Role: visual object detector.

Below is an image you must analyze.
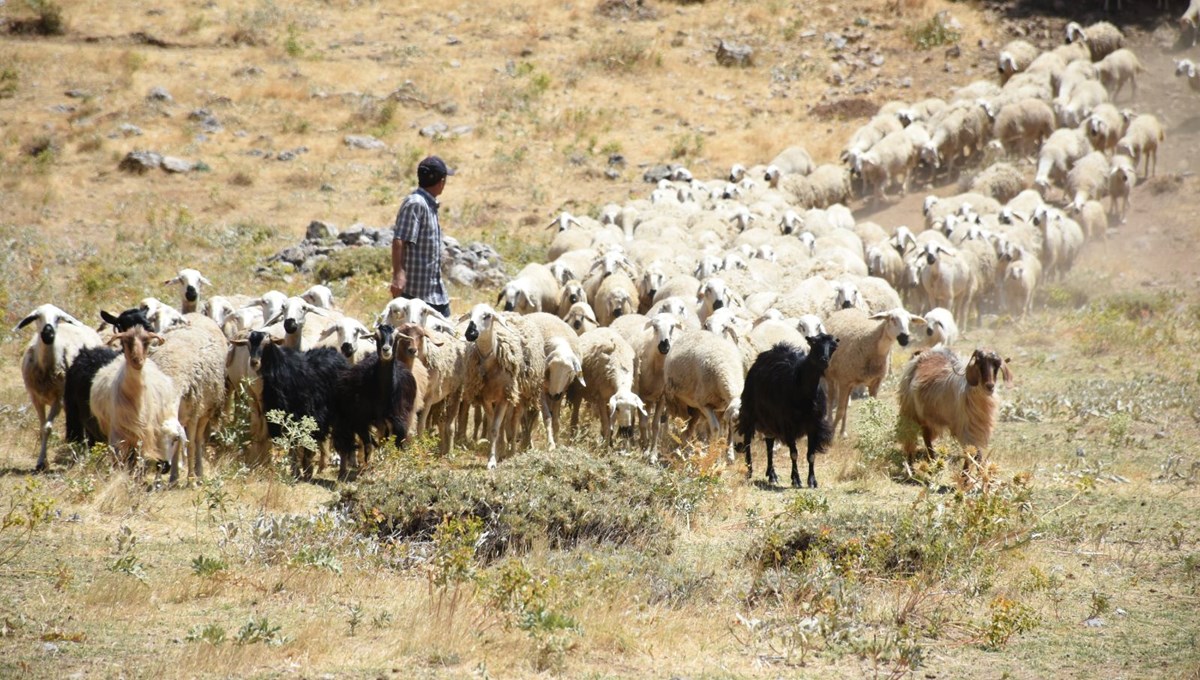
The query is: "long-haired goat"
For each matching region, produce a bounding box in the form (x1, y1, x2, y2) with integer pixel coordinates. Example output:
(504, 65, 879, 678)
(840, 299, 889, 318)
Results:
(232, 330, 347, 480)
(330, 324, 417, 480)
(897, 347, 1012, 469)
(736, 334, 838, 488)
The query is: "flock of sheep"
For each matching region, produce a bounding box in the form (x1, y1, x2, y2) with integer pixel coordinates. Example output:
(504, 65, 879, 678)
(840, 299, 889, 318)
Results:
(12, 17, 1181, 485)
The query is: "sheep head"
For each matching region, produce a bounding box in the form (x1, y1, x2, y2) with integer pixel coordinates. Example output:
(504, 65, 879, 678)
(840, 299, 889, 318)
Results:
(869, 308, 925, 348)
(498, 281, 535, 313)
(544, 339, 583, 399)
(301, 284, 335, 310)
(163, 268, 212, 306)
(565, 302, 598, 334)
(646, 313, 682, 355)
(464, 303, 509, 346)
(832, 281, 862, 311)
(17, 304, 85, 345)
(966, 349, 1013, 394)
(640, 266, 665, 301)
(608, 390, 648, 432)
(804, 333, 838, 369)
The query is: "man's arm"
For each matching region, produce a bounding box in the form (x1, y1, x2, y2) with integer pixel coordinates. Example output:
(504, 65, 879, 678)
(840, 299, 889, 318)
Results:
(390, 238, 407, 299)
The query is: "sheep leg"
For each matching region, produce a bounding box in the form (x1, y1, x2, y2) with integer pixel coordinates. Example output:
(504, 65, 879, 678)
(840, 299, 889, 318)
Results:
(922, 428, 936, 458)
(765, 437, 779, 486)
(601, 404, 613, 447)
(34, 398, 56, 472)
(803, 437, 819, 489)
(440, 392, 461, 455)
(540, 393, 556, 450)
(488, 402, 509, 470)
(835, 386, 852, 438)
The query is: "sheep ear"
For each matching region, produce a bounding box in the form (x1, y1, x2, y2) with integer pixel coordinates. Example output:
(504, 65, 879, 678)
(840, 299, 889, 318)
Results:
(162, 275, 181, 285)
(519, 288, 534, 310)
(264, 311, 283, 326)
(496, 290, 506, 305)
(318, 326, 336, 340)
(16, 313, 38, 330)
(149, 333, 166, 347)
(868, 311, 890, 320)
(910, 315, 927, 326)
(304, 303, 328, 317)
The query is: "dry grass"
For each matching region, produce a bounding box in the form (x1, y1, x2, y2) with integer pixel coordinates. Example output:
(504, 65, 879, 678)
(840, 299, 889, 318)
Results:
(2, 0, 1200, 677)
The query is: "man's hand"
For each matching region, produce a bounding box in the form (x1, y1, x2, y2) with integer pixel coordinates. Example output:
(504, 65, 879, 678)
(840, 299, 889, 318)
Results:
(390, 272, 405, 299)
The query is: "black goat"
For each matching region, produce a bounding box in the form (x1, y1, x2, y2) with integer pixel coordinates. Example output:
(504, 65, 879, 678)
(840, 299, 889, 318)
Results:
(234, 330, 347, 480)
(64, 309, 154, 449)
(736, 334, 838, 488)
(330, 324, 417, 480)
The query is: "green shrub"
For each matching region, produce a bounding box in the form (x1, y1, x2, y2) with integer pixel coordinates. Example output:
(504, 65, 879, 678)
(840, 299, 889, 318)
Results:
(313, 246, 390, 282)
(907, 13, 959, 50)
(341, 448, 716, 560)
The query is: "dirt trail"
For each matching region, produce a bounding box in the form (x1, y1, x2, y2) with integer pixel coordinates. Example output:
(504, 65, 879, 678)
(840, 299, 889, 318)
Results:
(846, 28, 1200, 294)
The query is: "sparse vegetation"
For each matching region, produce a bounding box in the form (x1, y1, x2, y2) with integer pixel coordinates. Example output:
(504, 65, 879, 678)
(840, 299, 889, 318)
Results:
(0, 1, 1198, 677)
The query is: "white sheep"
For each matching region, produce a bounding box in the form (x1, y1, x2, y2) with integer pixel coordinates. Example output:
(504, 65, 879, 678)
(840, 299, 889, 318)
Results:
(267, 296, 331, 349)
(767, 145, 815, 176)
(1034, 127, 1092, 198)
(90, 324, 187, 476)
(1066, 151, 1111, 211)
(997, 39, 1040, 84)
(541, 336, 584, 450)
(855, 129, 917, 199)
(1085, 103, 1125, 155)
(990, 98, 1055, 158)
(896, 98, 947, 126)
(463, 304, 546, 469)
(696, 277, 743, 324)
(570, 328, 644, 446)
(1069, 199, 1108, 241)
(151, 313, 227, 483)
(564, 301, 599, 335)
(316, 316, 376, 364)
(1094, 48, 1142, 101)
(300, 284, 335, 310)
(915, 243, 976, 329)
(1065, 21, 1124, 62)
(163, 268, 212, 314)
(1175, 58, 1200, 94)
(1055, 80, 1108, 129)
(15, 304, 103, 471)
(968, 162, 1026, 204)
(498, 262, 562, 314)
(139, 297, 189, 333)
(407, 325, 471, 454)
(1108, 153, 1137, 223)
(897, 348, 1012, 472)
(633, 313, 685, 449)
(380, 296, 456, 335)
(593, 272, 640, 327)
(918, 307, 959, 348)
(823, 307, 925, 437)
(660, 329, 745, 460)
(1115, 114, 1165, 177)
(1000, 250, 1042, 319)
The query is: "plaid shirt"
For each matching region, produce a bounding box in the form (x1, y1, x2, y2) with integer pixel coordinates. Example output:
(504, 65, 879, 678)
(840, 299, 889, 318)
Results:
(393, 187, 448, 306)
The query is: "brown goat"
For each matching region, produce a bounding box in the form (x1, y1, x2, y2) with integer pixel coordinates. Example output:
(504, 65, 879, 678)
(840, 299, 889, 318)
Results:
(897, 348, 1012, 469)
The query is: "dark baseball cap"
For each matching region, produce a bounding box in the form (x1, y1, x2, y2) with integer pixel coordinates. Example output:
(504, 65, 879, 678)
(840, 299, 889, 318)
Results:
(417, 155, 455, 187)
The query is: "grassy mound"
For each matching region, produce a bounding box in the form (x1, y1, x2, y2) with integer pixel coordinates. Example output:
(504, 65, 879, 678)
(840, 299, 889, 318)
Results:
(340, 447, 717, 560)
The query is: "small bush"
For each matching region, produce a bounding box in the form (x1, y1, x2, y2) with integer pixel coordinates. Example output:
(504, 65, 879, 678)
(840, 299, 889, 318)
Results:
(313, 246, 390, 282)
(582, 35, 660, 74)
(192, 555, 228, 578)
(186, 623, 227, 645)
(342, 448, 716, 560)
(10, 0, 66, 36)
(235, 616, 287, 646)
(907, 13, 959, 50)
(0, 68, 18, 99)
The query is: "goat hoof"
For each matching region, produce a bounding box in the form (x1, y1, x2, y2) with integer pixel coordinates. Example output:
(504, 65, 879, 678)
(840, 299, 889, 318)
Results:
(808, 479, 819, 489)
(767, 473, 778, 486)
(791, 476, 803, 488)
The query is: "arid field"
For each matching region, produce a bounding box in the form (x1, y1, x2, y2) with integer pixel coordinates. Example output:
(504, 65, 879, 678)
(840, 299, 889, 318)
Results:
(1, 0, 1199, 677)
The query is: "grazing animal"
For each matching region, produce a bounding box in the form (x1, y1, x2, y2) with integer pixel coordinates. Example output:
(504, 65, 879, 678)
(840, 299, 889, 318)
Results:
(897, 347, 1012, 470)
(15, 304, 103, 471)
(330, 324, 418, 480)
(736, 334, 838, 488)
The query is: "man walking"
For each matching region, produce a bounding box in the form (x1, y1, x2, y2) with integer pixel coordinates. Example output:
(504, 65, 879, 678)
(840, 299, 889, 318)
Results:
(391, 155, 454, 316)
